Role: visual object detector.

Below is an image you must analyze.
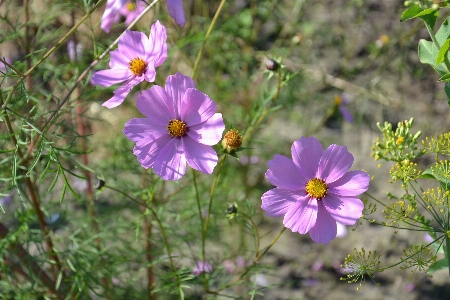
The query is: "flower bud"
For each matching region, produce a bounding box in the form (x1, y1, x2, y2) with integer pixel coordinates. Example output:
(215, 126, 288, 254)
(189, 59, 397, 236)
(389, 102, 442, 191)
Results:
(221, 129, 242, 153)
(226, 203, 238, 219)
(265, 59, 279, 71)
(95, 178, 105, 190)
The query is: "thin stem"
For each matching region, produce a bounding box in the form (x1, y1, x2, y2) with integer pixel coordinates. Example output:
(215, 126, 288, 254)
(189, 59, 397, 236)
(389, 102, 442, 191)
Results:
(192, 169, 205, 248)
(141, 171, 157, 300)
(14, 0, 161, 164)
(2, 0, 107, 109)
(242, 68, 282, 143)
(419, 8, 450, 71)
(0, 222, 65, 300)
(74, 88, 111, 299)
(104, 185, 177, 274)
(204, 155, 226, 235)
(0, 93, 63, 279)
(191, 169, 208, 291)
(209, 227, 287, 293)
(23, 0, 32, 91)
(447, 235, 450, 277)
(192, 0, 227, 80)
(240, 212, 260, 257)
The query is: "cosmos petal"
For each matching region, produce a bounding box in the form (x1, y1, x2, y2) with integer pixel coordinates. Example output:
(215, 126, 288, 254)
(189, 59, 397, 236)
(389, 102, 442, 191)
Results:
(92, 68, 132, 87)
(138, 86, 175, 123)
(291, 136, 323, 179)
(181, 88, 216, 126)
(309, 202, 337, 245)
(328, 170, 370, 196)
(261, 188, 304, 217)
(187, 113, 225, 146)
(152, 138, 186, 180)
(318, 144, 353, 183)
(165, 73, 196, 117)
(266, 154, 306, 190)
(323, 193, 364, 225)
(182, 137, 218, 174)
(284, 198, 318, 234)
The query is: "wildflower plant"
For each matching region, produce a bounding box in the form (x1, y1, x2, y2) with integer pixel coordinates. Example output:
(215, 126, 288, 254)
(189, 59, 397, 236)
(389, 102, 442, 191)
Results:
(1, 0, 450, 299)
(342, 119, 450, 288)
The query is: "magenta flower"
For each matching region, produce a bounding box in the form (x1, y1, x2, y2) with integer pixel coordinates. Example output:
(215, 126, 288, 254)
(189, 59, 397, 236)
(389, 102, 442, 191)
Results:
(167, 0, 186, 27)
(123, 73, 225, 180)
(335, 94, 353, 123)
(91, 21, 167, 108)
(101, 0, 147, 33)
(192, 260, 212, 275)
(100, 0, 127, 33)
(120, 1, 146, 26)
(261, 136, 370, 244)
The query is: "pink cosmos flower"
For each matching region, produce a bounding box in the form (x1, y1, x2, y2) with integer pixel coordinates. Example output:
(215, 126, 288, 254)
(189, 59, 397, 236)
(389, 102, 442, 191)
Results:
(335, 94, 354, 123)
(120, 1, 146, 26)
(167, 0, 186, 27)
(101, 0, 127, 33)
(101, 0, 146, 33)
(91, 21, 167, 108)
(261, 136, 370, 245)
(123, 73, 225, 180)
(192, 260, 212, 275)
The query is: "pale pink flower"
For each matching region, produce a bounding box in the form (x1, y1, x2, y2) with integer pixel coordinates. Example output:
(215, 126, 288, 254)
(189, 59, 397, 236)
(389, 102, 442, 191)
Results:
(0, 57, 12, 73)
(91, 21, 167, 108)
(167, 0, 186, 27)
(192, 260, 212, 275)
(120, 1, 146, 26)
(101, 0, 147, 32)
(101, 0, 127, 33)
(123, 73, 225, 180)
(261, 136, 370, 244)
(223, 256, 246, 274)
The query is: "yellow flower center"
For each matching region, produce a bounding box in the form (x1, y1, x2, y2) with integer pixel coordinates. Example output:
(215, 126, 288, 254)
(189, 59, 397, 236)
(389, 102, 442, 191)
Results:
(167, 119, 187, 137)
(129, 57, 147, 76)
(305, 178, 328, 200)
(334, 95, 343, 106)
(127, 2, 136, 11)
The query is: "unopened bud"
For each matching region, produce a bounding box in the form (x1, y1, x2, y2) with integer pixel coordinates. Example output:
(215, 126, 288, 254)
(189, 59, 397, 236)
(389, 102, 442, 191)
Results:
(95, 178, 105, 190)
(265, 59, 279, 71)
(226, 203, 238, 219)
(221, 129, 242, 153)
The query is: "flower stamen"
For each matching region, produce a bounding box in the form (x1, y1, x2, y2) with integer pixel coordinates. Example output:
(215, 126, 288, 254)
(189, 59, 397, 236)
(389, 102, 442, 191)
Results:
(127, 2, 136, 11)
(306, 178, 328, 200)
(129, 57, 147, 76)
(167, 119, 187, 137)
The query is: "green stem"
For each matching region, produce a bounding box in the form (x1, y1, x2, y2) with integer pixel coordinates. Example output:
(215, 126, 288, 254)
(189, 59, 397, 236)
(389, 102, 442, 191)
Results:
(209, 227, 287, 294)
(105, 185, 176, 274)
(447, 235, 450, 277)
(191, 169, 205, 260)
(419, 8, 450, 71)
(192, 0, 227, 80)
(15, 0, 160, 150)
(242, 68, 282, 143)
(204, 155, 226, 234)
(240, 212, 260, 257)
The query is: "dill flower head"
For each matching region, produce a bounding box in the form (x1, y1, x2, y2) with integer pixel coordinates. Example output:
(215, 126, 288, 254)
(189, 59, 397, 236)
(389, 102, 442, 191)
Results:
(400, 245, 437, 278)
(340, 248, 381, 290)
(422, 132, 450, 155)
(389, 159, 421, 186)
